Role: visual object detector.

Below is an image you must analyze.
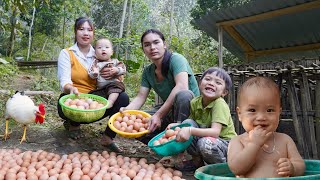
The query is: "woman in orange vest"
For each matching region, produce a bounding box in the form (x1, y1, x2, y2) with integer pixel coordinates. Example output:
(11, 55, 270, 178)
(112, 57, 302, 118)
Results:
(57, 17, 128, 153)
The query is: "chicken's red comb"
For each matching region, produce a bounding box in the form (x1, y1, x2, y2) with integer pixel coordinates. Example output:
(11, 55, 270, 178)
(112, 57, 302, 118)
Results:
(39, 103, 46, 115)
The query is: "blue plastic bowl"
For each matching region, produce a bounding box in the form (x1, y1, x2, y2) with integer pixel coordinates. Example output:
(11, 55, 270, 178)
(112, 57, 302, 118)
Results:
(194, 159, 320, 180)
(148, 123, 193, 156)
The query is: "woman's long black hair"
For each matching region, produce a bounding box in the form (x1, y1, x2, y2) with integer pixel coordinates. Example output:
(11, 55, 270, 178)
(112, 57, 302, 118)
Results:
(141, 29, 172, 77)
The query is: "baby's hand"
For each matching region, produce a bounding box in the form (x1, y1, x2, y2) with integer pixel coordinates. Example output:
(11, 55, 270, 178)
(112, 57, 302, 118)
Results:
(248, 126, 272, 147)
(277, 158, 294, 177)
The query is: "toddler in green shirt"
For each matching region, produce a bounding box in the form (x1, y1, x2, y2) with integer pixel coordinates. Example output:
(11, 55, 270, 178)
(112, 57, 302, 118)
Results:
(167, 67, 237, 171)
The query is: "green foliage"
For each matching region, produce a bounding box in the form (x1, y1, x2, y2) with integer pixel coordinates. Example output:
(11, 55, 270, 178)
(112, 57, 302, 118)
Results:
(34, 74, 59, 92)
(15, 32, 61, 61)
(0, 60, 19, 89)
(0, 0, 246, 115)
(191, 0, 252, 23)
(187, 0, 248, 68)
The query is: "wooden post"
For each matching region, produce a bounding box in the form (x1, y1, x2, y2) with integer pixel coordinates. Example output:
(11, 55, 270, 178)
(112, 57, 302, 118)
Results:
(287, 72, 310, 158)
(300, 72, 317, 159)
(235, 73, 246, 134)
(229, 74, 239, 134)
(218, 26, 224, 68)
(316, 79, 320, 158)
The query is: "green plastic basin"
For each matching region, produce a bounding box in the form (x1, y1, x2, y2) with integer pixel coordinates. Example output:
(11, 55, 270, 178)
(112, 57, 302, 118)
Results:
(148, 123, 193, 156)
(59, 94, 108, 123)
(194, 159, 320, 180)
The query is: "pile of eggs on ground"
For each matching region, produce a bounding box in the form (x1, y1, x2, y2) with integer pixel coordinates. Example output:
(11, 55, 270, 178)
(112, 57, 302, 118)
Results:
(64, 98, 105, 110)
(113, 113, 150, 133)
(0, 148, 184, 180)
(153, 126, 181, 146)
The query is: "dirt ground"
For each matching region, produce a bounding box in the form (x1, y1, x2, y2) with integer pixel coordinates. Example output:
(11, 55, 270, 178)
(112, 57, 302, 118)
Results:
(0, 75, 196, 179)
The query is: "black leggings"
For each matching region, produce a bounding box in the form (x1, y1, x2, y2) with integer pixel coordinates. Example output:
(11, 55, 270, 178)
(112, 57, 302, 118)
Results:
(57, 91, 129, 139)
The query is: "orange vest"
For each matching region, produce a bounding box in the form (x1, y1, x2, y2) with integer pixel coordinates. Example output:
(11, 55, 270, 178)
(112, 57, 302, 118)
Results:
(67, 49, 96, 93)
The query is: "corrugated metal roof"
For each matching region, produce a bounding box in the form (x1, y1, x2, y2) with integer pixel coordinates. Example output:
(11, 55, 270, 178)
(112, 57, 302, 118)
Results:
(193, 0, 320, 62)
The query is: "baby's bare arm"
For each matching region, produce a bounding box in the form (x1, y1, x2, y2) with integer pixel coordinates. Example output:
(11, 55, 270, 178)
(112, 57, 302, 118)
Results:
(228, 136, 260, 175)
(228, 127, 272, 175)
(277, 135, 305, 176)
(288, 136, 305, 176)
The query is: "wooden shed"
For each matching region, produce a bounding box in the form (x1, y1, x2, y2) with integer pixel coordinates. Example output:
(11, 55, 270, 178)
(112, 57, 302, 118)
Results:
(193, 0, 320, 159)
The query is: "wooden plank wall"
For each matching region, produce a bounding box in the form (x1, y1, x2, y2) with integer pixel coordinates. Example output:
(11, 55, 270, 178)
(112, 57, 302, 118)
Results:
(223, 58, 320, 159)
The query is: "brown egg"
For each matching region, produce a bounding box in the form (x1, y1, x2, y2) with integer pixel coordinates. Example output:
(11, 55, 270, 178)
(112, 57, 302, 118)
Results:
(130, 115, 137, 121)
(123, 113, 130, 117)
(89, 102, 98, 109)
(87, 171, 97, 179)
(97, 103, 105, 109)
(14, 148, 22, 155)
(82, 167, 90, 175)
(17, 171, 26, 179)
(48, 168, 58, 176)
(69, 100, 77, 106)
(19, 166, 28, 173)
(80, 175, 91, 180)
(165, 129, 175, 138)
(47, 153, 55, 161)
(143, 117, 150, 124)
(86, 98, 93, 104)
(70, 174, 81, 180)
(27, 167, 37, 174)
(27, 174, 39, 180)
(136, 114, 143, 119)
(139, 127, 146, 132)
(72, 163, 81, 169)
(39, 174, 50, 180)
(111, 174, 122, 180)
(172, 170, 182, 177)
(126, 125, 133, 133)
(155, 162, 163, 169)
(67, 154, 74, 160)
(135, 119, 142, 123)
(114, 121, 122, 130)
(147, 164, 155, 171)
(21, 161, 30, 168)
(36, 161, 45, 170)
(122, 177, 130, 180)
(48, 176, 58, 180)
(58, 173, 69, 180)
(122, 116, 129, 123)
(116, 116, 123, 122)
(92, 175, 103, 180)
(160, 138, 168, 144)
(127, 120, 134, 126)
(133, 123, 141, 131)
(163, 169, 173, 177)
(120, 122, 127, 128)
(107, 158, 116, 166)
(35, 169, 43, 177)
(70, 105, 77, 109)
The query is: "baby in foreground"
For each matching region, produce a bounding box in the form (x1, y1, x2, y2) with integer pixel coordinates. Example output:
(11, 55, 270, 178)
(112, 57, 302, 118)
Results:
(227, 76, 305, 178)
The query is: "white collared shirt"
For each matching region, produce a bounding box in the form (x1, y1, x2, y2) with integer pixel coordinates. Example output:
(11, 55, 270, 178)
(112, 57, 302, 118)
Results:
(57, 43, 95, 91)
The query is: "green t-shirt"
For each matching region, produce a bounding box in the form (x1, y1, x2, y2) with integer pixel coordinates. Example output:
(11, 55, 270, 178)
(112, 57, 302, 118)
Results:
(141, 52, 200, 100)
(190, 96, 237, 140)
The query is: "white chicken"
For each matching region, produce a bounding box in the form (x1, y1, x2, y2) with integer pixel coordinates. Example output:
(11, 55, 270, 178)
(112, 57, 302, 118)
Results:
(3, 91, 46, 143)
